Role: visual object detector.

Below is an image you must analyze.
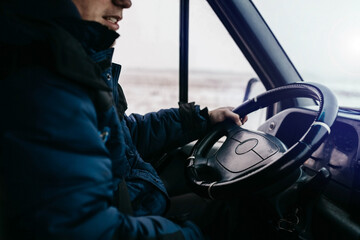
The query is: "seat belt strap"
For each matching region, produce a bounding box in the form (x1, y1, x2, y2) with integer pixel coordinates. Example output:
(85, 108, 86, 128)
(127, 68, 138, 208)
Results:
(115, 178, 133, 216)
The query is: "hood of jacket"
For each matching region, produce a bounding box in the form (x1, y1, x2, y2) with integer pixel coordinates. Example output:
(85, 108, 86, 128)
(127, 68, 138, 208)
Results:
(0, 0, 81, 45)
(0, 0, 119, 92)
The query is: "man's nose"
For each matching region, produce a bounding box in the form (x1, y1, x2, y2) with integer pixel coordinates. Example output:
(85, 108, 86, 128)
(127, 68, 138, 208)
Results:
(112, 0, 132, 9)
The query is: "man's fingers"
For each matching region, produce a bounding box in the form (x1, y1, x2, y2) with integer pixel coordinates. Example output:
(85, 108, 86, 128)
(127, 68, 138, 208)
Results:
(209, 107, 248, 127)
(229, 112, 242, 126)
(240, 115, 248, 124)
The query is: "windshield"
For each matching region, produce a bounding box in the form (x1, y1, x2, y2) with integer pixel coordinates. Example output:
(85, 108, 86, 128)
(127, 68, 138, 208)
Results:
(252, 0, 360, 108)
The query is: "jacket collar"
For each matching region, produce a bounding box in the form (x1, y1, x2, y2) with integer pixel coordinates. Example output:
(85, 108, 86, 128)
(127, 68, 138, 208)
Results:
(48, 23, 115, 91)
(57, 19, 119, 54)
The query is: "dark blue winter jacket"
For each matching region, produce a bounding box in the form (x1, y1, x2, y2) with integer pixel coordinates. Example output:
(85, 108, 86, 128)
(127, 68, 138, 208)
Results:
(0, 0, 209, 239)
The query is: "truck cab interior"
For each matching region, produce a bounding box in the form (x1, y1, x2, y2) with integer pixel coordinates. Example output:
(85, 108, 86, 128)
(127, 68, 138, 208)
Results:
(146, 0, 360, 239)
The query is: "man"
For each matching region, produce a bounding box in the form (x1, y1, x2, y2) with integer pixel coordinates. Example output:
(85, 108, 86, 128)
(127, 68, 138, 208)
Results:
(0, 0, 246, 239)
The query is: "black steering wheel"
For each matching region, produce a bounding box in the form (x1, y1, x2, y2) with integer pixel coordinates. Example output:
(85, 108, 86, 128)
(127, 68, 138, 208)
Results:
(186, 82, 338, 199)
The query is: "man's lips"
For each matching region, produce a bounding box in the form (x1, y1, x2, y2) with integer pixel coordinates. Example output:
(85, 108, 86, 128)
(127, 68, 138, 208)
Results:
(104, 16, 119, 24)
(103, 16, 120, 30)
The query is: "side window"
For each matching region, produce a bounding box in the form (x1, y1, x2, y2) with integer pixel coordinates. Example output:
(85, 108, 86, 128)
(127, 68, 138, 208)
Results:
(188, 1, 265, 130)
(188, 1, 256, 109)
(113, 1, 180, 113)
(113, 0, 266, 130)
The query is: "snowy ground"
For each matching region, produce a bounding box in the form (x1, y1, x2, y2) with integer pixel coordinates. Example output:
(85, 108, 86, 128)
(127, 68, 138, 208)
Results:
(119, 68, 265, 130)
(119, 68, 258, 114)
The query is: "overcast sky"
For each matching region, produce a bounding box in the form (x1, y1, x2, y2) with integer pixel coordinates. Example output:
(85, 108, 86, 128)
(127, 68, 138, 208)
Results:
(113, 0, 360, 79)
(113, 0, 253, 74)
(254, 0, 360, 83)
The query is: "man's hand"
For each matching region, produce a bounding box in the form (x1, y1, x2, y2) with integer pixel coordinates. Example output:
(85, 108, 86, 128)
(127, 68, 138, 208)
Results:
(209, 107, 248, 126)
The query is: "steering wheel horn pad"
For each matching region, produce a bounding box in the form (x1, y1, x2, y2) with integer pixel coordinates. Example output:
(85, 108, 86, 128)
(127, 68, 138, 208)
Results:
(216, 127, 287, 175)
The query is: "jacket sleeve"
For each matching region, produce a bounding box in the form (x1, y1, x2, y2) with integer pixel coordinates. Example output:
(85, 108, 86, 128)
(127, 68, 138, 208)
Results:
(125, 102, 210, 159)
(0, 69, 203, 240)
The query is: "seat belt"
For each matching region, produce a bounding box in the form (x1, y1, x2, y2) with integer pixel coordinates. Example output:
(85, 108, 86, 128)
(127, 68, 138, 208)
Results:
(114, 178, 133, 216)
(112, 178, 133, 240)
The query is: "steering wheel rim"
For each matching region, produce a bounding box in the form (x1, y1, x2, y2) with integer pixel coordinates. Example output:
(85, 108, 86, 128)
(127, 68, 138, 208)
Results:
(186, 82, 338, 199)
